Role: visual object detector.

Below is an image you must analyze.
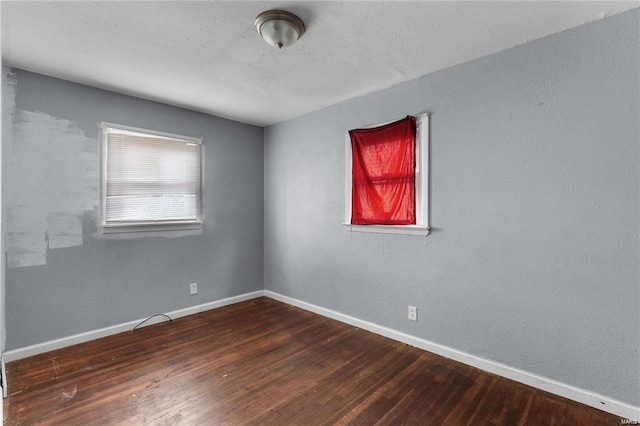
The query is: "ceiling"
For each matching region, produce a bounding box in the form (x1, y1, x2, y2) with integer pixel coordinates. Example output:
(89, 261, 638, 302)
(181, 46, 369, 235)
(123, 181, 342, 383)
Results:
(2, 1, 638, 127)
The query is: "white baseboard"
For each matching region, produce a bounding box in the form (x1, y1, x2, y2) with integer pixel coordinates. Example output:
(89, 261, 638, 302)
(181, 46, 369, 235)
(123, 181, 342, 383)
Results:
(3, 290, 265, 363)
(265, 290, 640, 421)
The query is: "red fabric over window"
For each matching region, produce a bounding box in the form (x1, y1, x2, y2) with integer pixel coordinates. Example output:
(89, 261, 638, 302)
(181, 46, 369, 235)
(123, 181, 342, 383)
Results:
(349, 116, 416, 225)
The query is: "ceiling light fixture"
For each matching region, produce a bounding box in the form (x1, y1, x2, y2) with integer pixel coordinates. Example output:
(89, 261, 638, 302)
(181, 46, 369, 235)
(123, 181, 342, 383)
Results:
(255, 10, 305, 49)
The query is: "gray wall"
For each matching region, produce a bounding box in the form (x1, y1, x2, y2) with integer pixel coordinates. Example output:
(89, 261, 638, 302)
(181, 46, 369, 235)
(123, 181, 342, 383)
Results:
(3, 69, 264, 350)
(264, 10, 639, 406)
(1, 67, 8, 357)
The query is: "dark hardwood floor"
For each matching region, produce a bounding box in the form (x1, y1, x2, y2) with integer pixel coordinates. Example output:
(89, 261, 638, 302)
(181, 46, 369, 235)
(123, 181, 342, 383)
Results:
(4, 297, 620, 425)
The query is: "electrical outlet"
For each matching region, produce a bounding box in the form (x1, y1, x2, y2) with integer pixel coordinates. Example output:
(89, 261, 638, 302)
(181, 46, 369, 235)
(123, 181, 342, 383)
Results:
(408, 305, 417, 321)
(190, 282, 198, 295)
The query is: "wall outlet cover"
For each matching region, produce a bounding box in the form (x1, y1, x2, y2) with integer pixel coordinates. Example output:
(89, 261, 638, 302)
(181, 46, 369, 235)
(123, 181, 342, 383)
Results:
(408, 305, 417, 321)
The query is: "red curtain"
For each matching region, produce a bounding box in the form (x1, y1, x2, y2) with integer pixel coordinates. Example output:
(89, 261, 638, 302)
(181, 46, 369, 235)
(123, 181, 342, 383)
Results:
(349, 116, 416, 225)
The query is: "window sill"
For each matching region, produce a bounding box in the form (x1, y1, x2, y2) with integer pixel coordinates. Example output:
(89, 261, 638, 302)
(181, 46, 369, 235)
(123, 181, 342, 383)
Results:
(343, 223, 430, 236)
(98, 222, 203, 239)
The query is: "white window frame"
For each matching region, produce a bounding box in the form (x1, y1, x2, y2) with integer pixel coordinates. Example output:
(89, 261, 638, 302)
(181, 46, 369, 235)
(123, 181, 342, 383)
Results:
(343, 113, 430, 236)
(100, 122, 204, 234)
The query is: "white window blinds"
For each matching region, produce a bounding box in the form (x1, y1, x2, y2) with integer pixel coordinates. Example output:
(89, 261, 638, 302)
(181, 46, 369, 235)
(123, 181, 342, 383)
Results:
(103, 125, 202, 226)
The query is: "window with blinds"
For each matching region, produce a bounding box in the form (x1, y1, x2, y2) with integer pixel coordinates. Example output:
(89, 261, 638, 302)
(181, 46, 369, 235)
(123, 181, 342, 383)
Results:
(101, 123, 202, 232)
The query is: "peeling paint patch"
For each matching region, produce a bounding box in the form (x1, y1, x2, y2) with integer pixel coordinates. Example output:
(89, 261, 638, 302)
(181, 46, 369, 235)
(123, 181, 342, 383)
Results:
(6, 205, 46, 267)
(48, 213, 83, 249)
(6, 232, 47, 268)
(5, 105, 99, 267)
(2, 69, 17, 128)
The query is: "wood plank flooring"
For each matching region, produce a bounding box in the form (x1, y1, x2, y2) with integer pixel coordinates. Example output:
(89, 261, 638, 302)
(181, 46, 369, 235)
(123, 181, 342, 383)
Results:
(3, 297, 621, 425)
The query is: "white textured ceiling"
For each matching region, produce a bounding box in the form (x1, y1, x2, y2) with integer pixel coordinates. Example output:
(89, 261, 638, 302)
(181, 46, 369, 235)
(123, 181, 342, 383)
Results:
(2, 1, 638, 126)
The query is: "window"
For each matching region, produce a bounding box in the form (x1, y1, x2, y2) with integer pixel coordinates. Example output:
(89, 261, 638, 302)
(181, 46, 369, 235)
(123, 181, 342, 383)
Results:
(101, 123, 203, 233)
(344, 113, 429, 236)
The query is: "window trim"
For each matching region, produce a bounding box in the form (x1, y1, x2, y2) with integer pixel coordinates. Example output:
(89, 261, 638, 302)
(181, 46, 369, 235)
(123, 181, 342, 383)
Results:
(343, 113, 430, 236)
(100, 122, 204, 234)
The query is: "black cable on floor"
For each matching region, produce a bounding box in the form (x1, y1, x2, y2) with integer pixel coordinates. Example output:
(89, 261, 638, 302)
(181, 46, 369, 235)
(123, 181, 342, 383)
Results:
(131, 313, 173, 331)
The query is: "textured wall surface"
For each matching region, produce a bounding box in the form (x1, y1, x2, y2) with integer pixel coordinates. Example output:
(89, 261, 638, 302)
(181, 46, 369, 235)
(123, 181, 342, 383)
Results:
(264, 10, 639, 405)
(3, 69, 264, 350)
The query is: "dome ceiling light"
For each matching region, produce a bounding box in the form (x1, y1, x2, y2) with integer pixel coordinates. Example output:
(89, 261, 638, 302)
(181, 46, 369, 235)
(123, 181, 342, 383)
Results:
(255, 10, 305, 49)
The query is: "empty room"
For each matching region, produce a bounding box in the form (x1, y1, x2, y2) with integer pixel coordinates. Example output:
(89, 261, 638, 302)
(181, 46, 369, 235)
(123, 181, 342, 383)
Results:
(1, 1, 638, 424)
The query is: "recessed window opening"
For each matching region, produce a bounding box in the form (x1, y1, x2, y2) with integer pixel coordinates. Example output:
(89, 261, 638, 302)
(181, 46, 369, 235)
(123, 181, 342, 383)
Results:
(344, 113, 429, 236)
